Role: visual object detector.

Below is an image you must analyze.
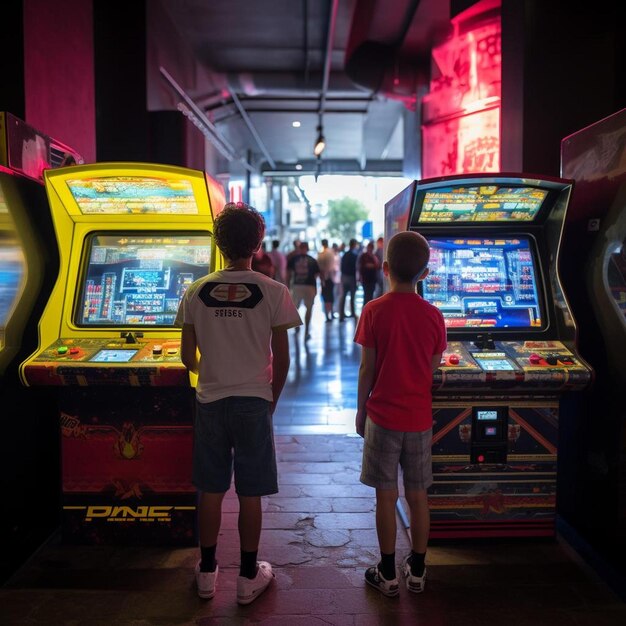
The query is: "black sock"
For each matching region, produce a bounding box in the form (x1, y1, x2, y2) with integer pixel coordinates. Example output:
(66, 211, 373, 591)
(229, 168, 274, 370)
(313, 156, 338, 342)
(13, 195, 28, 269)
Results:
(379, 552, 396, 580)
(200, 544, 217, 572)
(240, 550, 258, 579)
(410, 550, 426, 576)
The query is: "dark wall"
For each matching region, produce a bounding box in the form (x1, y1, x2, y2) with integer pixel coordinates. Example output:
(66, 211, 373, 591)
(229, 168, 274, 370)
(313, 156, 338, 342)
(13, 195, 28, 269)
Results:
(148, 111, 185, 166)
(501, 0, 624, 176)
(24, 0, 96, 162)
(0, 1, 25, 118)
(93, 0, 150, 162)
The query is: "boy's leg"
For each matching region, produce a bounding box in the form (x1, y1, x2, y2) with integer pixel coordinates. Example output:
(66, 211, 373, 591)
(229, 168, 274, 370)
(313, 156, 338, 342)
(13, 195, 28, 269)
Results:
(238, 494, 262, 579)
(400, 428, 432, 591)
(402, 488, 429, 591)
(230, 397, 278, 602)
(199, 491, 226, 549)
(404, 488, 430, 554)
(193, 398, 232, 594)
(375, 488, 399, 555)
(238, 494, 262, 552)
(360, 418, 402, 595)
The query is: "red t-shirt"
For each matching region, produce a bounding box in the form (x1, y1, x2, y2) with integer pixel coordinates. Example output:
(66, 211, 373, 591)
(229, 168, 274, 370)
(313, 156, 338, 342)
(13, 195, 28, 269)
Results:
(354, 292, 447, 432)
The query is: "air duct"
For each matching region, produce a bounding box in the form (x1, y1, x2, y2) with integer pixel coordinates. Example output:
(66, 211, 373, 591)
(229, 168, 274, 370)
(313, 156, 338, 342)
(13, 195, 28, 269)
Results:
(343, 0, 429, 110)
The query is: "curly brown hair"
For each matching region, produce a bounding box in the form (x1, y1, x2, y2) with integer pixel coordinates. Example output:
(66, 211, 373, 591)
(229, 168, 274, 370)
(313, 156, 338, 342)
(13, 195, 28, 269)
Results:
(213, 202, 266, 261)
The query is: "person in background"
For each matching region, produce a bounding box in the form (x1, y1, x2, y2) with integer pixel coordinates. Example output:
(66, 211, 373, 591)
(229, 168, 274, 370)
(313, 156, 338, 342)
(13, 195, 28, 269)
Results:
(286, 239, 301, 264)
(317, 238, 336, 322)
(332, 242, 342, 317)
(358, 240, 380, 307)
(268, 239, 287, 285)
(374, 236, 385, 297)
(354, 231, 446, 597)
(287, 242, 320, 340)
(252, 242, 275, 278)
(339, 239, 359, 321)
(177, 202, 302, 605)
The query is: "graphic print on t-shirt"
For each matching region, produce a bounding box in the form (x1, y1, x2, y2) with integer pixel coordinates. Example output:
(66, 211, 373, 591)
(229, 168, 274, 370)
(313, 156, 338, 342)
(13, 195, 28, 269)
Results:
(198, 282, 264, 308)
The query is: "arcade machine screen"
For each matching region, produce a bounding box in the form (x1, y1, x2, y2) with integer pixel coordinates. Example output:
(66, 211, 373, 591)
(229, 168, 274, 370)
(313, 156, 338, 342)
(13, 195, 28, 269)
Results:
(76, 233, 211, 328)
(608, 240, 626, 320)
(0, 237, 25, 347)
(418, 185, 548, 222)
(422, 236, 544, 331)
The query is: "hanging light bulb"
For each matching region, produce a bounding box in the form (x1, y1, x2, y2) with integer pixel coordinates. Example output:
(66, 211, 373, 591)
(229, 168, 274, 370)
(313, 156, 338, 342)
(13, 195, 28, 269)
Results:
(313, 125, 326, 157)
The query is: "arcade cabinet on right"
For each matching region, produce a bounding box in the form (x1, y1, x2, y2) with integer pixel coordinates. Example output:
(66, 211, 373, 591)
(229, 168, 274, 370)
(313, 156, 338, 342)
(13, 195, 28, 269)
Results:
(385, 174, 593, 539)
(560, 109, 626, 569)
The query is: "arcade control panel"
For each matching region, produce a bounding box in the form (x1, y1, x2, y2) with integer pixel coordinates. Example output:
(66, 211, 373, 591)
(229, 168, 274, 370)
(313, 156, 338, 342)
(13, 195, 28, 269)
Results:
(21, 334, 188, 386)
(433, 339, 591, 392)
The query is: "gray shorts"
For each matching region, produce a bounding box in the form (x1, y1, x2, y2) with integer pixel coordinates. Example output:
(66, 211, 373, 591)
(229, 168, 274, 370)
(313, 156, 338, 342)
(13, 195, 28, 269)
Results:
(291, 284, 316, 309)
(360, 417, 433, 491)
(193, 396, 278, 497)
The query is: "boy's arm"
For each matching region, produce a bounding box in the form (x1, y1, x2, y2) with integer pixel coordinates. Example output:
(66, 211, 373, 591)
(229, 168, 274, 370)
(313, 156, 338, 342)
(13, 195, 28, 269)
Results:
(180, 323, 199, 374)
(431, 353, 443, 372)
(356, 345, 377, 437)
(270, 328, 290, 415)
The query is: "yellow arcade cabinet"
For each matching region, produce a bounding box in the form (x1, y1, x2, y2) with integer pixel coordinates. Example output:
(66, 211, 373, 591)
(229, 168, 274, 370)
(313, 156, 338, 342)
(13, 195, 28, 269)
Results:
(20, 162, 224, 545)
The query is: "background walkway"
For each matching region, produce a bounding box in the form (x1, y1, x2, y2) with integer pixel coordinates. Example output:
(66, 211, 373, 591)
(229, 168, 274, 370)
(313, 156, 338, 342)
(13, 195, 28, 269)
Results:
(2, 305, 626, 624)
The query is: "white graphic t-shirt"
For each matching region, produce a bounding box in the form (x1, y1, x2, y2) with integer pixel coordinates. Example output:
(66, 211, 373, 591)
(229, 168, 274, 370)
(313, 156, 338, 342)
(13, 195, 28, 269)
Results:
(176, 270, 302, 403)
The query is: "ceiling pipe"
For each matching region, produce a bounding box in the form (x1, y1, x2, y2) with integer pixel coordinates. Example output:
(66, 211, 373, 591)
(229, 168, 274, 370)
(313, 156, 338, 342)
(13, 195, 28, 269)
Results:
(319, 0, 340, 118)
(159, 66, 255, 173)
(314, 0, 340, 159)
(228, 89, 277, 170)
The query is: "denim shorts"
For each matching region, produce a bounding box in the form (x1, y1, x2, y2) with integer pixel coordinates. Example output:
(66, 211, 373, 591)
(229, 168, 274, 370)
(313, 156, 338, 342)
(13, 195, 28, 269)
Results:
(360, 417, 433, 491)
(193, 396, 278, 497)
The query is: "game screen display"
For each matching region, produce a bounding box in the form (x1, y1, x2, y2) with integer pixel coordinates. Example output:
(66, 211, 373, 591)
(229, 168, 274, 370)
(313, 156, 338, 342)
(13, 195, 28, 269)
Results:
(0, 238, 25, 330)
(90, 349, 138, 363)
(422, 236, 543, 330)
(417, 185, 548, 222)
(77, 234, 211, 326)
(608, 242, 626, 320)
(66, 176, 200, 215)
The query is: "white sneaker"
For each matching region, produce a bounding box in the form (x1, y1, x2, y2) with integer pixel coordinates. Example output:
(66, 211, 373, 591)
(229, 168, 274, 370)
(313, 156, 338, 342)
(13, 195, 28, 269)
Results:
(364, 564, 400, 597)
(236, 561, 275, 605)
(195, 561, 218, 599)
(402, 555, 426, 593)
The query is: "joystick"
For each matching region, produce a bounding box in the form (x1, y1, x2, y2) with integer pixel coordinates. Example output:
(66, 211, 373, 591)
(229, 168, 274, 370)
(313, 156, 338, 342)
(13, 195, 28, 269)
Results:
(474, 334, 495, 350)
(122, 331, 143, 344)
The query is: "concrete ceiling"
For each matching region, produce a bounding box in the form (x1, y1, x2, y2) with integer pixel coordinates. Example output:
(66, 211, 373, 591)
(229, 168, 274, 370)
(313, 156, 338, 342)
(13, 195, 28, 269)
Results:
(159, 0, 451, 174)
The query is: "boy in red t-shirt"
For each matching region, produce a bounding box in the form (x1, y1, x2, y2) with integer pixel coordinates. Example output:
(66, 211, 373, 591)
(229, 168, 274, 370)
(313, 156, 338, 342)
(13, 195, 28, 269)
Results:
(354, 231, 447, 597)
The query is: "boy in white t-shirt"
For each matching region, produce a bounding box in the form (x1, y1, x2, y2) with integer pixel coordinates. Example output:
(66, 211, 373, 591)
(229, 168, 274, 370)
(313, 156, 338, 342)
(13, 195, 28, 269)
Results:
(176, 202, 302, 604)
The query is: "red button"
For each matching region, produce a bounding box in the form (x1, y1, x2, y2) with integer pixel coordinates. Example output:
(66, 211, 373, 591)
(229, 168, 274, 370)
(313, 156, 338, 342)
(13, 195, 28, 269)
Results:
(478, 454, 485, 463)
(69, 348, 80, 354)
(529, 354, 541, 365)
(449, 354, 460, 365)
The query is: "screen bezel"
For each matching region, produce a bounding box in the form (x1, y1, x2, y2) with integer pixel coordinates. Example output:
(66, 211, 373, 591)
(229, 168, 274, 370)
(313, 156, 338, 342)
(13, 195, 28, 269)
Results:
(418, 232, 549, 337)
(410, 183, 559, 227)
(73, 230, 212, 329)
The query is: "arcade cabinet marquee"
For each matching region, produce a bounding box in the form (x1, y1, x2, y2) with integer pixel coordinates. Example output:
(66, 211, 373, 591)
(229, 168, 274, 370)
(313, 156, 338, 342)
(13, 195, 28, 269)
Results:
(385, 174, 593, 539)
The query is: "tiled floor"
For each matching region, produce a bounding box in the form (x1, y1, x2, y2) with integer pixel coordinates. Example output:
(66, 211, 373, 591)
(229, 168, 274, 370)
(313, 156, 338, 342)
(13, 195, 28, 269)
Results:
(2, 302, 626, 624)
